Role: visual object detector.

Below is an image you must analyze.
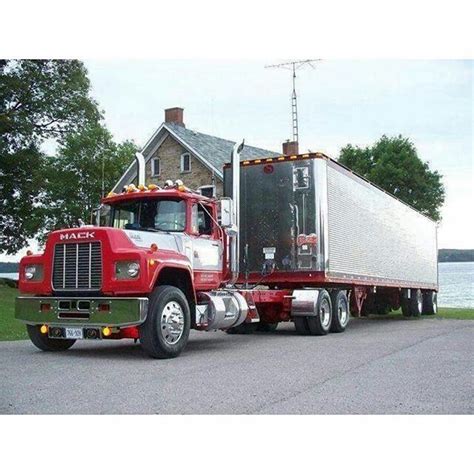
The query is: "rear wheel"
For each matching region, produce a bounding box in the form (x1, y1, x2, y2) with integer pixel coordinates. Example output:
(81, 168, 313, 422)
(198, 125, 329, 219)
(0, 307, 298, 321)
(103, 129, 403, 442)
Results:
(330, 291, 350, 333)
(307, 290, 332, 336)
(422, 291, 438, 315)
(294, 317, 311, 335)
(409, 289, 423, 317)
(26, 325, 76, 351)
(140, 285, 191, 359)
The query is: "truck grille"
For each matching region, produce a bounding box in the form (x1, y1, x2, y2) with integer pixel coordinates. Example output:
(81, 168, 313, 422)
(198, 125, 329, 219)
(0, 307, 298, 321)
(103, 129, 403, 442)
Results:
(52, 242, 102, 291)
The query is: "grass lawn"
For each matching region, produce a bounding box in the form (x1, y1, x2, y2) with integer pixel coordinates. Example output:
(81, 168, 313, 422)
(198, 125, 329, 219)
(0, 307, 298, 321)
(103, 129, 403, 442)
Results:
(0, 284, 27, 341)
(0, 283, 473, 341)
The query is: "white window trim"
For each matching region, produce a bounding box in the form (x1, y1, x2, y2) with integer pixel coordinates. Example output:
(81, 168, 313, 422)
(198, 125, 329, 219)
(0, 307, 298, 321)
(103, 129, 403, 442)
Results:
(180, 152, 191, 174)
(151, 157, 161, 177)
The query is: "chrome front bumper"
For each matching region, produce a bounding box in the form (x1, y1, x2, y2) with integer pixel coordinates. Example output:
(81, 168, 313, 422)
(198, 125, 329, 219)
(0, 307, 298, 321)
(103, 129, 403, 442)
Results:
(15, 296, 149, 328)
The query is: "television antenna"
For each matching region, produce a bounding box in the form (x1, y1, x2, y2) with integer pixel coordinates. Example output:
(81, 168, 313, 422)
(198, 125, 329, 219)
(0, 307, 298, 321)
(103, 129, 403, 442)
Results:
(265, 59, 321, 143)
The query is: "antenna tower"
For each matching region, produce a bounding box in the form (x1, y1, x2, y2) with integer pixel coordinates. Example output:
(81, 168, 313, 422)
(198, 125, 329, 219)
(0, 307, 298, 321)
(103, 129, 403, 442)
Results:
(265, 59, 321, 143)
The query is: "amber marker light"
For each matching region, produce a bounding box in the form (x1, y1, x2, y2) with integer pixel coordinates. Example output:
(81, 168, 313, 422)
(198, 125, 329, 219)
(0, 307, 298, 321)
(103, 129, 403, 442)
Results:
(149, 259, 156, 266)
(107, 191, 116, 198)
(102, 327, 112, 337)
(147, 184, 159, 191)
(40, 325, 48, 334)
(138, 184, 146, 191)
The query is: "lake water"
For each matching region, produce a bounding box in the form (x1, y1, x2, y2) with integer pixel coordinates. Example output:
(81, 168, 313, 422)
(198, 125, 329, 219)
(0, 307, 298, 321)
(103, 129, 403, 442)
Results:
(1, 262, 472, 308)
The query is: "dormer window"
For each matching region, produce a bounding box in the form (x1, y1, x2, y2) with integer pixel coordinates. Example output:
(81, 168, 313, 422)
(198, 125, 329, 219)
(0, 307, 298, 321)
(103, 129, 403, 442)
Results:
(151, 157, 161, 177)
(180, 153, 191, 173)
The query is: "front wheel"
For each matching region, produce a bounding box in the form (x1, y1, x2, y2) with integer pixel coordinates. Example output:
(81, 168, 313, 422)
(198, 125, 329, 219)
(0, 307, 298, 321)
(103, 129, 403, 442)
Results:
(140, 285, 191, 359)
(26, 325, 76, 352)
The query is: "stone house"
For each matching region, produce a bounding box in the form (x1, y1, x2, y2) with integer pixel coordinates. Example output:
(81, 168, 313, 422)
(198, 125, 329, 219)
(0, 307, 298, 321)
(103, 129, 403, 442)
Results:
(113, 107, 289, 197)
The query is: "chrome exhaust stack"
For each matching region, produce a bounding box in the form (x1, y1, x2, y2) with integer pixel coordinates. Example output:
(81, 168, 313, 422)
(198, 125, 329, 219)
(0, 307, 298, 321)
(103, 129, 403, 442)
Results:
(229, 140, 244, 286)
(135, 152, 146, 187)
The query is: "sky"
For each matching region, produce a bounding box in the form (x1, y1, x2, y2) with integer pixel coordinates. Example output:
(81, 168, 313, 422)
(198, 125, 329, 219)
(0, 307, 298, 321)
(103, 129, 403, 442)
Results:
(2, 60, 473, 262)
(85, 59, 473, 249)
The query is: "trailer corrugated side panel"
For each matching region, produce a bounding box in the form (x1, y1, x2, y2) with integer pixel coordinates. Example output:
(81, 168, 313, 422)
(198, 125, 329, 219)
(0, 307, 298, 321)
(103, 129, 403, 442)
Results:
(326, 160, 438, 287)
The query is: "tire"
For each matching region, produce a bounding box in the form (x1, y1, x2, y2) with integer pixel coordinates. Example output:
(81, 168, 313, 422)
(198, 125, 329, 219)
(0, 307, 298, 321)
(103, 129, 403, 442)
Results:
(227, 323, 258, 334)
(375, 298, 390, 315)
(422, 291, 438, 315)
(330, 291, 350, 333)
(307, 290, 332, 336)
(409, 289, 423, 317)
(401, 292, 411, 317)
(294, 316, 311, 335)
(139, 285, 191, 359)
(26, 325, 76, 352)
(257, 322, 279, 332)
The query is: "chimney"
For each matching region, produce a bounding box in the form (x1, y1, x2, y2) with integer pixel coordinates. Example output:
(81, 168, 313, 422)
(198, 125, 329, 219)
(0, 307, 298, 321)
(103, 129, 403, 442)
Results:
(164, 107, 185, 127)
(282, 140, 299, 156)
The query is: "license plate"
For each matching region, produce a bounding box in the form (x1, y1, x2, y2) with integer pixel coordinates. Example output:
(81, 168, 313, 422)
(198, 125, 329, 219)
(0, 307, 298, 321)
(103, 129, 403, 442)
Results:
(65, 327, 83, 339)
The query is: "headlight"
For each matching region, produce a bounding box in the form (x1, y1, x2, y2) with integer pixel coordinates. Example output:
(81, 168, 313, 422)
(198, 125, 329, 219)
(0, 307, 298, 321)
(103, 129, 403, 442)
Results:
(24, 265, 43, 281)
(115, 261, 140, 280)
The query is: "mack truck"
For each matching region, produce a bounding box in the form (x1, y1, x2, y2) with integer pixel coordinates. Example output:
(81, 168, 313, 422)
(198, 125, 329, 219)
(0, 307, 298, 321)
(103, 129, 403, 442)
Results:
(15, 143, 439, 359)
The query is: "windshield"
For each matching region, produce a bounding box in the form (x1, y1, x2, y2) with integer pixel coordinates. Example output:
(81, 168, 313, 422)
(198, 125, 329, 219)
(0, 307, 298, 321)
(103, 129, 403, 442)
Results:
(110, 198, 186, 232)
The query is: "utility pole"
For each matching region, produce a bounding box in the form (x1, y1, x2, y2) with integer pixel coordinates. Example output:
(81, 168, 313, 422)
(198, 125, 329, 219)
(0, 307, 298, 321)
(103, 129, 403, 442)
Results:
(265, 59, 321, 144)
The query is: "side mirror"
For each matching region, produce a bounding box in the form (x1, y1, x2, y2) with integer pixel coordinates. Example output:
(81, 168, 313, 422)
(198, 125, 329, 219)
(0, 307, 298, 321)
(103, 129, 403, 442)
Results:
(219, 197, 235, 229)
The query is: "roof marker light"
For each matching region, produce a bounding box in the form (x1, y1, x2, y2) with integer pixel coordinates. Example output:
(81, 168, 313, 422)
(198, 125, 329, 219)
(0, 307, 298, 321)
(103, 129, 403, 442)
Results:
(107, 191, 116, 198)
(137, 184, 146, 191)
(277, 156, 285, 161)
(147, 184, 159, 191)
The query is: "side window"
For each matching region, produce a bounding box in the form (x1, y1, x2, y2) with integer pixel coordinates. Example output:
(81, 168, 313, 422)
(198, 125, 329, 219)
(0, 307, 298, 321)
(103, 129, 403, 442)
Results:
(151, 157, 161, 177)
(192, 203, 213, 236)
(181, 153, 191, 173)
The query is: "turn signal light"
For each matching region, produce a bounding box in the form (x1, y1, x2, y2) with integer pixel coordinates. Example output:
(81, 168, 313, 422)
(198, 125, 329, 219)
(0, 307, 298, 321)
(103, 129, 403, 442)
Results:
(40, 324, 48, 334)
(102, 327, 112, 337)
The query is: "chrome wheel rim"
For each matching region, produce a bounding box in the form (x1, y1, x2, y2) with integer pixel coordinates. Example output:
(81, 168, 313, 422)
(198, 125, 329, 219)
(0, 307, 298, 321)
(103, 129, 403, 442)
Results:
(338, 300, 348, 327)
(160, 301, 185, 345)
(320, 299, 331, 329)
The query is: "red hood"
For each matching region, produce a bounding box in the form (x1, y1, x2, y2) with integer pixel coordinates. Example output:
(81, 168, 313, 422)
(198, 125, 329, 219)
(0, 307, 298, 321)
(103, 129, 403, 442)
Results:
(18, 227, 192, 296)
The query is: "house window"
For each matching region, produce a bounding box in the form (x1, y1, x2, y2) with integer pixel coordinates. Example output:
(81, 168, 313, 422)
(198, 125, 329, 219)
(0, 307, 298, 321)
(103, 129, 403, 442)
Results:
(180, 153, 191, 173)
(151, 157, 161, 177)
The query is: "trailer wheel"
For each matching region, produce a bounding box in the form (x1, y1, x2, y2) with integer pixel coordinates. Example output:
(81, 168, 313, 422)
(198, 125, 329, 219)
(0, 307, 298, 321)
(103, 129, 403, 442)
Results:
(409, 289, 423, 317)
(422, 291, 438, 315)
(139, 285, 191, 359)
(26, 325, 76, 351)
(294, 317, 311, 335)
(307, 290, 332, 336)
(330, 291, 350, 333)
(401, 294, 411, 317)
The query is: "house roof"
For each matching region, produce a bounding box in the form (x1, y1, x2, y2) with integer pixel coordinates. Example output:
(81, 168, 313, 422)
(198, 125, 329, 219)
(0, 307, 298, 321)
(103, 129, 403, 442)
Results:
(113, 122, 279, 192)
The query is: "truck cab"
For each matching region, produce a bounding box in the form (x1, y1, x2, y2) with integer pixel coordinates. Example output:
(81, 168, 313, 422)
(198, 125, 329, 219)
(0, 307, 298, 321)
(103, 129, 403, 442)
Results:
(15, 178, 243, 359)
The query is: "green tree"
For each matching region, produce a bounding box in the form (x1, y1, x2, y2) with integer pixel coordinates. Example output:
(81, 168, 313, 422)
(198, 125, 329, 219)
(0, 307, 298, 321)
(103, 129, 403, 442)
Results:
(338, 135, 445, 221)
(41, 123, 137, 238)
(0, 60, 101, 254)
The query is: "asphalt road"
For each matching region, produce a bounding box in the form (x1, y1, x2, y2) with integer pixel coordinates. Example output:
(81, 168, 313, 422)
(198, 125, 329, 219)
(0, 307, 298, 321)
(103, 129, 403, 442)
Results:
(1, 317, 472, 414)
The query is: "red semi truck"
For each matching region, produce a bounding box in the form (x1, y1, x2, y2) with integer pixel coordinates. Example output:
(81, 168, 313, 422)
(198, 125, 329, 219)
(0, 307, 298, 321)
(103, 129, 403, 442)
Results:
(15, 143, 439, 358)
